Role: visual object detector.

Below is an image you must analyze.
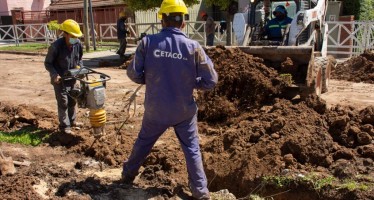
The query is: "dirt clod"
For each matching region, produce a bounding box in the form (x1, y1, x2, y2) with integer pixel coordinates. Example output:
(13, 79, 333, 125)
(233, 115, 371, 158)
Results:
(0, 156, 16, 175)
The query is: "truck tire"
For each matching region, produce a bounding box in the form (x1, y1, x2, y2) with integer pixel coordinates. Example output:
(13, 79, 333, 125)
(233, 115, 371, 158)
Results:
(314, 57, 331, 93)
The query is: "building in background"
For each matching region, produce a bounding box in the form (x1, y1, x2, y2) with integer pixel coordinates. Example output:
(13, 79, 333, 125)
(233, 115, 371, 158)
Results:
(0, 0, 51, 25)
(47, 0, 129, 25)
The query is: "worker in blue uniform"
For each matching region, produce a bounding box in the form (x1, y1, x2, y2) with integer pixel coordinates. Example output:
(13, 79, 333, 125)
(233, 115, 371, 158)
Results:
(122, 0, 218, 199)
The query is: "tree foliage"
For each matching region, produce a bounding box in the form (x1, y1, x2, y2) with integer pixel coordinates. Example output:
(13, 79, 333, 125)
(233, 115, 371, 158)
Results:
(205, 0, 237, 10)
(47, 20, 60, 31)
(342, 0, 360, 19)
(359, 0, 374, 20)
(123, 0, 199, 11)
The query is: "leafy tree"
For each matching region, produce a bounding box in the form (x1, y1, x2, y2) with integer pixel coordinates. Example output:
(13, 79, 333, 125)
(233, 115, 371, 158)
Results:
(205, 0, 238, 45)
(359, 0, 374, 20)
(124, 0, 240, 45)
(47, 20, 60, 31)
(123, 0, 199, 11)
(205, 0, 236, 10)
(342, 0, 360, 19)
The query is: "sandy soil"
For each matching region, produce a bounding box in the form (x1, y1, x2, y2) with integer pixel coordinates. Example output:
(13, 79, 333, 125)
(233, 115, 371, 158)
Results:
(0, 50, 373, 200)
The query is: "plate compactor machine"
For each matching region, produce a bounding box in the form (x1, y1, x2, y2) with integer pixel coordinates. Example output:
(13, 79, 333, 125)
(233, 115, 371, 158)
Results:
(62, 67, 111, 138)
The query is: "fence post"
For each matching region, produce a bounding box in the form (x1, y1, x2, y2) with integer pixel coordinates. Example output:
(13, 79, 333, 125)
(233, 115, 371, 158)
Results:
(230, 22, 233, 46)
(45, 24, 50, 45)
(14, 25, 19, 46)
(203, 23, 206, 46)
(364, 21, 370, 50)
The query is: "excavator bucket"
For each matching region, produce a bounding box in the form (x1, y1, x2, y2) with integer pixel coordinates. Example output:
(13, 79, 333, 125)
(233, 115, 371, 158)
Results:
(238, 46, 323, 98)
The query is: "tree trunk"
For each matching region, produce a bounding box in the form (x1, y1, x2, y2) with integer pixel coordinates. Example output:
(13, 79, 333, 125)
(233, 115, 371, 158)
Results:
(83, 0, 90, 52)
(226, 12, 233, 46)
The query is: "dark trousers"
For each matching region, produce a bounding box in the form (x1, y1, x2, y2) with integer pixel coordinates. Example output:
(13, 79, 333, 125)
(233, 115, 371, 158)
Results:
(53, 81, 76, 131)
(117, 38, 127, 56)
(206, 34, 214, 46)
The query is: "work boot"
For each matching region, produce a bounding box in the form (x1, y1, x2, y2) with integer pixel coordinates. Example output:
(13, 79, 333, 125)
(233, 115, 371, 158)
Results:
(192, 196, 211, 200)
(61, 128, 74, 134)
(72, 122, 83, 130)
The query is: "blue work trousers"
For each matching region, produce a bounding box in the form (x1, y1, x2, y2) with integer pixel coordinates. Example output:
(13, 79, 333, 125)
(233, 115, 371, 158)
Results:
(123, 113, 209, 199)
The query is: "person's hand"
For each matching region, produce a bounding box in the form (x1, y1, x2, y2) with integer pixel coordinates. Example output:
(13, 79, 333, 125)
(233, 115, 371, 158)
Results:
(53, 75, 61, 84)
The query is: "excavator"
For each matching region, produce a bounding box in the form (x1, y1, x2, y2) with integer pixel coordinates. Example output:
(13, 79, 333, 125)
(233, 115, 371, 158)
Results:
(233, 0, 335, 98)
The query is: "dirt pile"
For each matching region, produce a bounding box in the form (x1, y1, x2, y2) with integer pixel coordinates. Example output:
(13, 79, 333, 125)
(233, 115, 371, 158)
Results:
(118, 54, 134, 69)
(0, 175, 42, 199)
(332, 50, 374, 83)
(198, 46, 288, 123)
(199, 99, 373, 198)
(195, 47, 374, 199)
(0, 102, 58, 132)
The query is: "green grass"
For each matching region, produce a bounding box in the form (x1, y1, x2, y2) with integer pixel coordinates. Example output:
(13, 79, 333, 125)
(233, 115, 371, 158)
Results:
(279, 73, 294, 85)
(0, 128, 47, 146)
(0, 42, 49, 52)
(0, 42, 116, 53)
(263, 175, 293, 188)
(312, 176, 336, 190)
(262, 173, 373, 192)
(338, 179, 372, 191)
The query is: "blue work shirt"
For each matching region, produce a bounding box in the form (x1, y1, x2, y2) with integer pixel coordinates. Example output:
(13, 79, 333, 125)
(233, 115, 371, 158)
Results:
(127, 27, 218, 125)
(44, 37, 83, 80)
(264, 17, 293, 41)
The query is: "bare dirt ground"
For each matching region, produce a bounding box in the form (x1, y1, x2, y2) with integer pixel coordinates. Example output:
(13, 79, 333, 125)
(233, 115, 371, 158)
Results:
(0, 49, 373, 200)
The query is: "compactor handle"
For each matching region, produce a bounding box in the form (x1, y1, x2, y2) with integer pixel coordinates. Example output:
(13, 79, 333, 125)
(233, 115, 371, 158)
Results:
(63, 66, 111, 84)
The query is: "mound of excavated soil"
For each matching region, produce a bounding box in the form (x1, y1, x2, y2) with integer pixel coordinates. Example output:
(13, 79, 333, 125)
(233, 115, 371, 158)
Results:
(200, 98, 373, 198)
(195, 47, 374, 199)
(332, 51, 374, 83)
(197, 46, 288, 123)
(0, 102, 58, 132)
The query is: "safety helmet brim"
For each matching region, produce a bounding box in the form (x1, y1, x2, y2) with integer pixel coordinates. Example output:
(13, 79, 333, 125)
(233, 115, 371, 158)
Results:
(158, 0, 189, 19)
(60, 19, 83, 37)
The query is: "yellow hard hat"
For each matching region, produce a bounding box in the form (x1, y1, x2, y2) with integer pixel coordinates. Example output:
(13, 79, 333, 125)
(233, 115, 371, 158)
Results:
(119, 11, 126, 18)
(158, 0, 188, 19)
(60, 19, 83, 37)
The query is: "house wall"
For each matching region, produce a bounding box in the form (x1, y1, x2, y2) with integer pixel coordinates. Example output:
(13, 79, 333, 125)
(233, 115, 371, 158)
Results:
(238, 0, 250, 13)
(1, 0, 51, 15)
(134, 0, 204, 24)
(0, 0, 10, 16)
(18, 0, 51, 10)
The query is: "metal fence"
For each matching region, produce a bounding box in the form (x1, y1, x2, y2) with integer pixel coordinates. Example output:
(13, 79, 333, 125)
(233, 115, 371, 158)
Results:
(0, 22, 229, 46)
(326, 21, 374, 57)
(99, 21, 231, 46)
(0, 24, 52, 45)
(1, 21, 374, 57)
